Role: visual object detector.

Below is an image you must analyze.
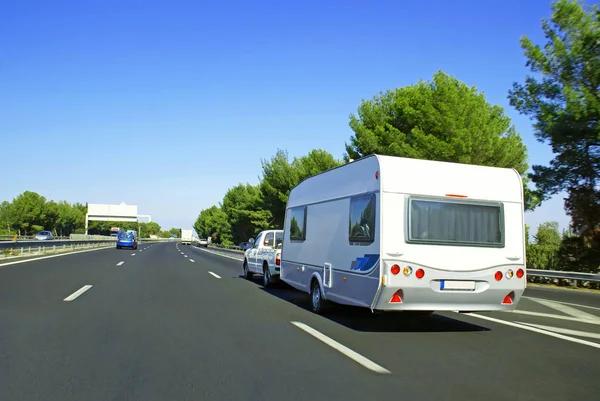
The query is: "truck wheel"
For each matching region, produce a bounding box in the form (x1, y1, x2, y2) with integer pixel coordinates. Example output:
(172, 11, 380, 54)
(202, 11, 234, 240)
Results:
(243, 260, 253, 280)
(262, 263, 272, 287)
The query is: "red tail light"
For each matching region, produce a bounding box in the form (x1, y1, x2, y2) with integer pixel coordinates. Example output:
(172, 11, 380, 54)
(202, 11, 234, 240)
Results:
(495, 271, 503, 281)
(390, 264, 400, 275)
(276, 257, 281, 266)
(415, 268, 424, 279)
(516, 268, 524, 278)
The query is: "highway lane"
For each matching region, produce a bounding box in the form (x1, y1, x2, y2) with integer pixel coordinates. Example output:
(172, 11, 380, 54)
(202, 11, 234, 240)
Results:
(1, 241, 598, 400)
(188, 245, 600, 400)
(0, 241, 404, 400)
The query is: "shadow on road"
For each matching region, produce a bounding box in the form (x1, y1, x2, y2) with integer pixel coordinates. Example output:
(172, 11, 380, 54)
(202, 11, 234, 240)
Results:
(236, 274, 491, 334)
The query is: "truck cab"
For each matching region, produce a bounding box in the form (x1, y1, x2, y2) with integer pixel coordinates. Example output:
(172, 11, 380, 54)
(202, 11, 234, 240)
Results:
(243, 229, 283, 287)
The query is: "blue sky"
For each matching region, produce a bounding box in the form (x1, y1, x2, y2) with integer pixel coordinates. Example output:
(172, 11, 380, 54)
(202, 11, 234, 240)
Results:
(0, 0, 583, 235)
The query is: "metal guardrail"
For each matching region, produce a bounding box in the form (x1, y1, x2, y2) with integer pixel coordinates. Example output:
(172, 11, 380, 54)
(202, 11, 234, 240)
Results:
(0, 237, 174, 250)
(526, 269, 600, 283)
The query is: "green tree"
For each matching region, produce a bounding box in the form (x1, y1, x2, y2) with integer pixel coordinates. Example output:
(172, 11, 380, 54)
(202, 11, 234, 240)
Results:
(345, 70, 541, 210)
(508, 0, 600, 248)
(221, 183, 271, 244)
(527, 221, 562, 270)
(260, 148, 342, 227)
(0, 201, 15, 234)
(194, 205, 232, 244)
(11, 191, 47, 235)
(43, 201, 59, 235)
(139, 222, 161, 237)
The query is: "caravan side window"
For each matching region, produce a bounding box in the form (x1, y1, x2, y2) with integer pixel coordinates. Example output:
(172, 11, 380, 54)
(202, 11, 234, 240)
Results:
(289, 206, 306, 241)
(349, 194, 376, 244)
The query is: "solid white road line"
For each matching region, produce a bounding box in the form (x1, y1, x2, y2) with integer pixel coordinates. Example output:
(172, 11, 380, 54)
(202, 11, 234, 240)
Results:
(131, 253, 136, 256)
(197, 247, 244, 261)
(466, 313, 600, 350)
(0, 246, 112, 268)
(523, 296, 600, 312)
(500, 310, 600, 325)
(189, 259, 195, 263)
(117, 261, 124, 266)
(208, 271, 221, 279)
(64, 285, 93, 302)
(528, 298, 600, 322)
(184, 255, 188, 257)
(291, 321, 391, 374)
(517, 322, 600, 340)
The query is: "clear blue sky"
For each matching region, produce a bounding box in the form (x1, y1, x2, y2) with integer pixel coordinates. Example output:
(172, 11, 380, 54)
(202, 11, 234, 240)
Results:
(0, 0, 581, 235)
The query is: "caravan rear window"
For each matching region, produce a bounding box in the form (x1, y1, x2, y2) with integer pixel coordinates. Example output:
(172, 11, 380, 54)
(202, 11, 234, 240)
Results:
(408, 198, 503, 247)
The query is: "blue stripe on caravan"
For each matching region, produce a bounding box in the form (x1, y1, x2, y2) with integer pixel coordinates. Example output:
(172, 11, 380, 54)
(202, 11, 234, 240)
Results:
(351, 254, 380, 271)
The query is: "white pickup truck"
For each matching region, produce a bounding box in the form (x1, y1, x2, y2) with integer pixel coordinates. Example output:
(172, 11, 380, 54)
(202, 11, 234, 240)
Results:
(242, 229, 283, 287)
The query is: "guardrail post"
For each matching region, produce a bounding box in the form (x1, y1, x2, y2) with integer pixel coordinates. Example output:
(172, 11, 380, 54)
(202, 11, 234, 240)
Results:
(53, 245, 56, 253)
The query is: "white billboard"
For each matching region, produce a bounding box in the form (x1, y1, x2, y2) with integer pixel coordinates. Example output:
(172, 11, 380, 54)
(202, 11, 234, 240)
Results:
(87, 202, 139, 222)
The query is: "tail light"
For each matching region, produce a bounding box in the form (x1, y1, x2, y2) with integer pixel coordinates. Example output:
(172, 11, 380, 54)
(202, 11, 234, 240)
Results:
(516, 268, 524, 278)
(276, 256, 281, 266)
(390, 264, 400, 275)
(494, 271, 503, 281)
(415, 268, 424, 279)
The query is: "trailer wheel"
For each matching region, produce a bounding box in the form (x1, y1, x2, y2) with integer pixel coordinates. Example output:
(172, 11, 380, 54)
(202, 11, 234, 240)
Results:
(243, 260, 253, 280)
(310, 279, 327, 314)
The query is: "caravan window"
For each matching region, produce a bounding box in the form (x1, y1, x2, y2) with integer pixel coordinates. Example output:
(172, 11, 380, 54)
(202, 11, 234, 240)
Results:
(289, 207, 306, 241)
(408, 198, 504, 247)
(349, 194, 376, 244)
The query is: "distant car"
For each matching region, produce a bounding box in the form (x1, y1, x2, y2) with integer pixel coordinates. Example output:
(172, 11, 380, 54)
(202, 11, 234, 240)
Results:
(116, 231, 137, 250)
(35, 231, 53, 240)
(198, 238, 208, 247)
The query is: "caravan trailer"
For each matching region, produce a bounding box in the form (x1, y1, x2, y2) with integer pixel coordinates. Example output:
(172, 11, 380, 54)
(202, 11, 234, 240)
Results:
(280, 154, 526, 315)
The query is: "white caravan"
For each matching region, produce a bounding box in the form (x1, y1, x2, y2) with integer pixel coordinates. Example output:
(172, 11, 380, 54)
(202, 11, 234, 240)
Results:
(280, 154, 526, 314)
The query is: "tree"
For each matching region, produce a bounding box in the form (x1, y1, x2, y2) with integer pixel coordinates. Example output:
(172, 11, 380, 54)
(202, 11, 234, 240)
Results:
(508, 0, 600, 248)
(527, 221, 562, 270)
(10, 191, 47, 235)
(139, 222, 161, 236)
(221, 184, 271, 244)
(260, 148, 342, 227)
(194, 206, 231, 244)
(0, 201, 14, 234)
(345, 70, 541, 210)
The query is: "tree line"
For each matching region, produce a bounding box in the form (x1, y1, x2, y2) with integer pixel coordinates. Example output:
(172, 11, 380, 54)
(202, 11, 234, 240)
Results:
(195, 0, 599, 274)
(0, 190, 181, 238)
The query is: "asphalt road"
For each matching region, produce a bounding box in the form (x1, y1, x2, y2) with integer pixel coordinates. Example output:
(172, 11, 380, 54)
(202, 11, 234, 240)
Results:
(1, 242, 598, 401)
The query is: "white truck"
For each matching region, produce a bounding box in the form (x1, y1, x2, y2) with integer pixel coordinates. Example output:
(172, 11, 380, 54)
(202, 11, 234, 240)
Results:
(181, 229, 193, 245)
(280, 154, 526, 315)
(242, 229, 284, 287)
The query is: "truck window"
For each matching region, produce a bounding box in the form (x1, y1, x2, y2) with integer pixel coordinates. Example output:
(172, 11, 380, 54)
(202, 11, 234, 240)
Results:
(289, 207, 306, 241)
(408, 198, 504, 247)
(274, 231, 283, 248)
(263, 232, 274, 247)
(349, 194, 376, 244)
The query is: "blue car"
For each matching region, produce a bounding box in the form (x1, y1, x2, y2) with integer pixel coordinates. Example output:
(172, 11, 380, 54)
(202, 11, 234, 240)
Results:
(116, 232, 137, 250)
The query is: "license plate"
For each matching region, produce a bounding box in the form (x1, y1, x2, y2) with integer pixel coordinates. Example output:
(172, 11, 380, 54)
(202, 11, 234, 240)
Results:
(440, 280, 476, 291)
